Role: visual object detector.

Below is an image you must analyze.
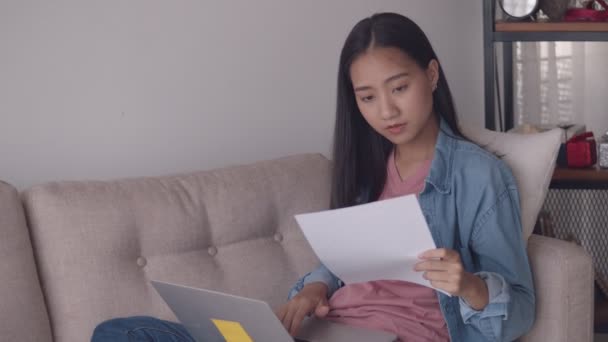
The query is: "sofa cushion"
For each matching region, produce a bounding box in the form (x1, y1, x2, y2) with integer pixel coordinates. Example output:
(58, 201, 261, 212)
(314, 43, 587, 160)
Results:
(0, 181, 52, 342)
(22, 153, 330, 342)
(463, 127, 563, 240)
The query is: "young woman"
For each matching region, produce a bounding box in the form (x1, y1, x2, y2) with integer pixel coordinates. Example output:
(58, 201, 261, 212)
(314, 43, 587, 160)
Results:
(275, 12, 534, 342)
(92, 12, 534, 342)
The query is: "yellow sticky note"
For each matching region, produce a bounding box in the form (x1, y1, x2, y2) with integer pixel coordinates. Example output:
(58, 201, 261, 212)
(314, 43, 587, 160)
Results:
(211, 319, 254, 342)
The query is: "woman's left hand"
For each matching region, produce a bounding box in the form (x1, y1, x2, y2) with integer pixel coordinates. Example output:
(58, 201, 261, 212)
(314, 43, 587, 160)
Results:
(415, 248, 489, 310)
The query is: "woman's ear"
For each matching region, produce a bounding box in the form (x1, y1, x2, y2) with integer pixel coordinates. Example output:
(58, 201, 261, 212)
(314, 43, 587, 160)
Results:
(427, 59, 439, 90)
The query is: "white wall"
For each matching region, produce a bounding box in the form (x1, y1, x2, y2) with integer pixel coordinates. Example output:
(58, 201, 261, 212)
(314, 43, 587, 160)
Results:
(0, 0, 484, 189)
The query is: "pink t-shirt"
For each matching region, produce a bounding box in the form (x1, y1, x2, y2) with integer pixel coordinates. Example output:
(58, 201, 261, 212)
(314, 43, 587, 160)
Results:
(325, 150, 450, 342)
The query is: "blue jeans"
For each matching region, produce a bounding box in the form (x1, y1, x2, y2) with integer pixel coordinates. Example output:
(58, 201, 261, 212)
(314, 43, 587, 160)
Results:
(91, 316, 195, 342)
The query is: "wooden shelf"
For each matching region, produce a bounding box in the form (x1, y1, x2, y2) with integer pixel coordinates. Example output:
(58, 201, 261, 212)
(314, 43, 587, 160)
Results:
(496, 21, 608, 32)
(551, 165, 608, 188)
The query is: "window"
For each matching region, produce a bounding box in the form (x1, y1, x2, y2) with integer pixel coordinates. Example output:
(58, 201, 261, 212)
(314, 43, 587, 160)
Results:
(514, 41, 584, 127)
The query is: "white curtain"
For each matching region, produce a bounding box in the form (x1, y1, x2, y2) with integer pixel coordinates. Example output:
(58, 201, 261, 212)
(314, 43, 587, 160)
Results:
(504, 0, 608, 137)
(514, 41, 586, 128)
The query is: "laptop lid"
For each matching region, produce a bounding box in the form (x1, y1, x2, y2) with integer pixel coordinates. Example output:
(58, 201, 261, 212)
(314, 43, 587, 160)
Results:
(151, 280, 397, 342)
(151, 280, 293, 342)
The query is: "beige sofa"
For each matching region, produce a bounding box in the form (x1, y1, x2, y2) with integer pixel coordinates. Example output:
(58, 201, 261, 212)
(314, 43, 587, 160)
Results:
(0, 129, 594, 342)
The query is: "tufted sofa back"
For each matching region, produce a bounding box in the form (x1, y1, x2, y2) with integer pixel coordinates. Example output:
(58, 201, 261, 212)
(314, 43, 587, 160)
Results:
(22, 154, 330, 342)
(0, 181, 52, 342)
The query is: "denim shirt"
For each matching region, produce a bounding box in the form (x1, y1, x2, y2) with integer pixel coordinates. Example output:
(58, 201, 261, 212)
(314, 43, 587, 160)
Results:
(288, 121, 535, 342)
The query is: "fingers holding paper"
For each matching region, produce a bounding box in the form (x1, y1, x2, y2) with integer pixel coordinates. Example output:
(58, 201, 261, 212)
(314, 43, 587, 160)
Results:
(415, 248, 466, 295)
(415, 248, 489, 310)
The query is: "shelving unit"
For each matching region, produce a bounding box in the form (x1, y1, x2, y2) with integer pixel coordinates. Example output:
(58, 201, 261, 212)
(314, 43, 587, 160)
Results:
(482, 0, 608, 131)
(551, 166, 608, 189)
(495, 20, 608, 32)
(484, 2, 608, 329)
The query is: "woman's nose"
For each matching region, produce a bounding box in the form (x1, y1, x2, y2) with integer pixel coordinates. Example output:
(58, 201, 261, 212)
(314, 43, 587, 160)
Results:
(379, 95, 399, 120)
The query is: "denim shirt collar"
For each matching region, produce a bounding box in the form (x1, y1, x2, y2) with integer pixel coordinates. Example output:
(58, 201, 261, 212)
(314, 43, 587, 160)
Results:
(425, 119, 457, 195)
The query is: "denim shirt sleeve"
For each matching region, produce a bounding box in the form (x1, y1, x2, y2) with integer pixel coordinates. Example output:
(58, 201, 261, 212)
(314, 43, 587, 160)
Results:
(287, 263, 343, 300)
(460, 185, 535, 341)
(459, 271, 510, 322)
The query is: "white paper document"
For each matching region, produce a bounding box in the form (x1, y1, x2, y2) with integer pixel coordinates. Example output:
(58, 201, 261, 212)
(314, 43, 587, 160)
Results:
(296, 194, 448, 295)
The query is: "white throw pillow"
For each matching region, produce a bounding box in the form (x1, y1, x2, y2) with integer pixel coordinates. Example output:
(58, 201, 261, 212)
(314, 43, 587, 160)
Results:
(462, 127, 563, 240)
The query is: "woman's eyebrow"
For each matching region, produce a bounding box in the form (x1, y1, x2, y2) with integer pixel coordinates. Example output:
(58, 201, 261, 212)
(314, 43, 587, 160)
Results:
(384, 72, 409, 83)
(354, 72, 409, 92)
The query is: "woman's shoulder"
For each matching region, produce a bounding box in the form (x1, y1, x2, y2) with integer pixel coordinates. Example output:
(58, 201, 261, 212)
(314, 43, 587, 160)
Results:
(450, 138, 517, 190)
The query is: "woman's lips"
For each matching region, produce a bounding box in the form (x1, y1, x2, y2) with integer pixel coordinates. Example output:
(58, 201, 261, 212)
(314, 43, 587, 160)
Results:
(387, 123, 406, 134)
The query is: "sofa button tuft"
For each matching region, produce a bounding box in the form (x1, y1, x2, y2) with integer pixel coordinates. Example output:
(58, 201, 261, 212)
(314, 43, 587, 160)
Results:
(208, 246, 218, 256)
(274, 233, 283, 242)
(136, 257, 147, 267)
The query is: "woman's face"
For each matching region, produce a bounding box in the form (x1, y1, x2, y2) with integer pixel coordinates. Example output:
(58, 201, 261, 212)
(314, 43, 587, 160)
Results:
(349, 46, 439, 147)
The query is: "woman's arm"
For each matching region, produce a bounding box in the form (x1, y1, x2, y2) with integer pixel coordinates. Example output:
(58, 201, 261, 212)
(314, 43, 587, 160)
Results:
(287, 263, 343, 300)
(460, 186, 535, 341)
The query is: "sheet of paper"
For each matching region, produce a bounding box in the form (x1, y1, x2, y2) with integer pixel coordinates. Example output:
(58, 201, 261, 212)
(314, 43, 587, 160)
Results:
(296, 194, 449, 296)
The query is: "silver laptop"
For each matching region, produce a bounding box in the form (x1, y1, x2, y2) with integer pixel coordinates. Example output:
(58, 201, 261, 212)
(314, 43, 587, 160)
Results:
(151, 280, 398, 342)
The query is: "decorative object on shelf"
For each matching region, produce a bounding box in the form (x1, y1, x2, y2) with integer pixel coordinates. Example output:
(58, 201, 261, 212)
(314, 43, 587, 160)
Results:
(556, 123, 587, 142)
(564, 0, 608, 21)
(539, 0, 571, 20)
(599, 131, 608, 168)
(498, 0, 540, 19)
(557, 131, 598, 168)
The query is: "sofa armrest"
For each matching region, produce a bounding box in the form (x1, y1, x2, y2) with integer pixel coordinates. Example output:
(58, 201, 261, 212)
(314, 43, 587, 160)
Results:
(520, 234, 594, 342)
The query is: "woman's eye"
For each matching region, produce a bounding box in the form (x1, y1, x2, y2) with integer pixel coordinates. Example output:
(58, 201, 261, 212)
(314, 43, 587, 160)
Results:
(360, 95, 374, 103)
(393, 85, 407, 93)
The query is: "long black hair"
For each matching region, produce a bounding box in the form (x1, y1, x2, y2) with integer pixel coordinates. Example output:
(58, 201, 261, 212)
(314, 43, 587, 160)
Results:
(331, 12, 466, 209)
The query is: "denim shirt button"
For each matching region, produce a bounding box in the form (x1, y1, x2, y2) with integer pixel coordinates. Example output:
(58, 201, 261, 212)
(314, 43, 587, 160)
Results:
(208, 246, 218, 256)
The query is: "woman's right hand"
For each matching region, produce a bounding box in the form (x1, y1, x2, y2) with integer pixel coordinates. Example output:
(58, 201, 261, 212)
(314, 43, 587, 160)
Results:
(275, 282, 330, 337)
